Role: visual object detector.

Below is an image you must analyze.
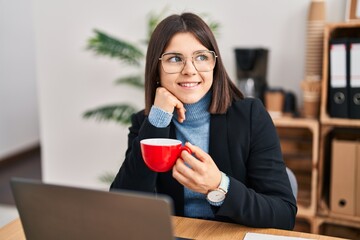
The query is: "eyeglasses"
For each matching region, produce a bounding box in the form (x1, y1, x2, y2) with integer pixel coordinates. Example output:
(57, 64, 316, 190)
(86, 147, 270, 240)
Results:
(159, 50, 217, 74)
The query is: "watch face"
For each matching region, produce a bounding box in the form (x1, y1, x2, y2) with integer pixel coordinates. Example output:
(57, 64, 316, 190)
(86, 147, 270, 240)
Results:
(207, 190, 226, 202)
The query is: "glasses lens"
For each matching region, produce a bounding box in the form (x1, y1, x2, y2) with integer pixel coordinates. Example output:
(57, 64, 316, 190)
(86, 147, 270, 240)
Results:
(160, 51, 216, 74)
(161, 53, 184, 74)
(193, 51, 216, 72)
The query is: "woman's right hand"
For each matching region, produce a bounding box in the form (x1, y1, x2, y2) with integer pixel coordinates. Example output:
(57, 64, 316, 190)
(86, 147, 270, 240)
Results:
(154, 87, 186, 123)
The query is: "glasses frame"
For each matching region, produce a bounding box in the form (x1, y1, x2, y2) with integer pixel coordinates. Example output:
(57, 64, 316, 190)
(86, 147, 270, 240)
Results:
(159, 50, 217, 74)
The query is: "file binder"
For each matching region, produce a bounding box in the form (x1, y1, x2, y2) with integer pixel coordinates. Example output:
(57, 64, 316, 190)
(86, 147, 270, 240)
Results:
(349, 39, 360, 119)
(330, 139, 356, 216)
(328, 39, 349, 118)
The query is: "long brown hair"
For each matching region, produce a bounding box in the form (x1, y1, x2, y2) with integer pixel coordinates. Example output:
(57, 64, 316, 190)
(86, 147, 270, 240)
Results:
(144, 12, 243, 115)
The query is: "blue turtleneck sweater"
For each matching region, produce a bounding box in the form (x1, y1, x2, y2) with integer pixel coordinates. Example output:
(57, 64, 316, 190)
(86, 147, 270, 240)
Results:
(148, 92, 214, 219)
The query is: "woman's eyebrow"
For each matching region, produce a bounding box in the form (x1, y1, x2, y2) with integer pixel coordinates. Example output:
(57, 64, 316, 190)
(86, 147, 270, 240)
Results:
(163, 50, 209, 55)
(162, 52, 183, 55)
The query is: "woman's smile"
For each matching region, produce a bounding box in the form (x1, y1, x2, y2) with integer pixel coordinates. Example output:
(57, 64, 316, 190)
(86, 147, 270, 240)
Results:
(178, 82, 201, 88)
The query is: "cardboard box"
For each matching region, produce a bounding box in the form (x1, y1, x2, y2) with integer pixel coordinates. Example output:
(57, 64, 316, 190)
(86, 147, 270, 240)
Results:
(330, 139, 357, 216)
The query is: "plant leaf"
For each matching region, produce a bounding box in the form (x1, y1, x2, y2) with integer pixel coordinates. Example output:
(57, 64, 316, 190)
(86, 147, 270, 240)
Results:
(114, 75, 144, 89)
(144, 6, 169, 44)
(87, 29, 144, 66)
(199, 13, 221, 37)
(83, 104, 138, 125)
(98, 172, 116, 184)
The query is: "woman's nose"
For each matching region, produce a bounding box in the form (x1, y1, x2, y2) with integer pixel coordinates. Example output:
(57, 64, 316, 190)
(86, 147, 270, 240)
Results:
(181, 59, 197, 75)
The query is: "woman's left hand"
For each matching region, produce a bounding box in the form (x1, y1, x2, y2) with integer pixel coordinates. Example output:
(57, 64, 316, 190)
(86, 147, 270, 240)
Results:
(172, 142, 222, 194)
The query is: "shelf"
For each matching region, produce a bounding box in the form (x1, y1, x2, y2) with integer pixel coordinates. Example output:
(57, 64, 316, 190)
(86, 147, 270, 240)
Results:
(273, 117, 319, 217)
(318, 126, 360, 223)
(272, 22, 360, 239)
(320, 22, 360, 126)
(320, 116, 360, 127)
(314, 216, 360, 239)
(273, 117, 319, 129)
(293, 215, 313, 234)
(317, 23, 360, 237)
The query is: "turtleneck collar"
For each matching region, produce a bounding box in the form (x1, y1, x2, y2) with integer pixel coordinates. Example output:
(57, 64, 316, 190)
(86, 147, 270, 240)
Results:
(174, 91, 211, 122)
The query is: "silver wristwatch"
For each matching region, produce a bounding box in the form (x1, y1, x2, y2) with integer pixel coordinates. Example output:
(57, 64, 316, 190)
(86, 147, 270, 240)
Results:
(206, 172, 230, 206)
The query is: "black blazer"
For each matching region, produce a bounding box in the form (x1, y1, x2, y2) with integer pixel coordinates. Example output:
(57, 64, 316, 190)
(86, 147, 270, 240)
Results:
(111, 98, 297, 230)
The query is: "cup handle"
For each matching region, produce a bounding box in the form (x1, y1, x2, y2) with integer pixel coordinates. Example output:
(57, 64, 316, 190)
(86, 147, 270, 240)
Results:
(180, 146, 192, 154)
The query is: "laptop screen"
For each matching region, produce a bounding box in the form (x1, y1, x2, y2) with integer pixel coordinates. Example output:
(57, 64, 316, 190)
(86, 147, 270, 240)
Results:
(11, 178, 181, 240)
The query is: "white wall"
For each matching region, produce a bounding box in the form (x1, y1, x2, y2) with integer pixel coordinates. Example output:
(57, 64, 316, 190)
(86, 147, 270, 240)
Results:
(30, 0, 346, 189)
(0, 0, 39, 159)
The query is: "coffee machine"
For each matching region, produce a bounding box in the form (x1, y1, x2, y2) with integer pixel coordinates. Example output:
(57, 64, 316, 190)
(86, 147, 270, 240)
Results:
(234, 48, 269, 101)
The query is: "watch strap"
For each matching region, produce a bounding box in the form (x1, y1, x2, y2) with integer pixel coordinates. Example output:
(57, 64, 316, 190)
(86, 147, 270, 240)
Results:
(218, 172, 230, 194)
(207, 172, 230, 206)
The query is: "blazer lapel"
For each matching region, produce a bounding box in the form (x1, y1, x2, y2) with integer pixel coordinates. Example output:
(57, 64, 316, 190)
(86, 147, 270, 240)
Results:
(209, 114, 232, 175)
(157, 123, 184, 216)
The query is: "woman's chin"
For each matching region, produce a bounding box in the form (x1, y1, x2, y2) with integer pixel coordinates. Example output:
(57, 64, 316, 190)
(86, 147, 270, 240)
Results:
(180, 97, 201, 105)
(178, 94, 207, 105)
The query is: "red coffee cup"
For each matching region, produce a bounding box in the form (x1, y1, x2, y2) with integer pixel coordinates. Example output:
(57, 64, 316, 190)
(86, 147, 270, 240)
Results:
(140, 138, 191, 172)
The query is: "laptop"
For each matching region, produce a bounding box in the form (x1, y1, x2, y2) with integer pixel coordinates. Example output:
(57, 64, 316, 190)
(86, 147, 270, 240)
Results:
(11, 178, 189, 240)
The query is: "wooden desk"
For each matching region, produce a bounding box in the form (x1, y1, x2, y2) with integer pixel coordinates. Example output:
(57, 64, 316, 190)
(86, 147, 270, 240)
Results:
(173, 217, 345, 239)
(0, 217, 346, 240)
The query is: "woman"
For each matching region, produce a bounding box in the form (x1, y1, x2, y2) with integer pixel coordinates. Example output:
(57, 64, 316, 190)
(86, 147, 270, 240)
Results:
(110, 12, 297, 230)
